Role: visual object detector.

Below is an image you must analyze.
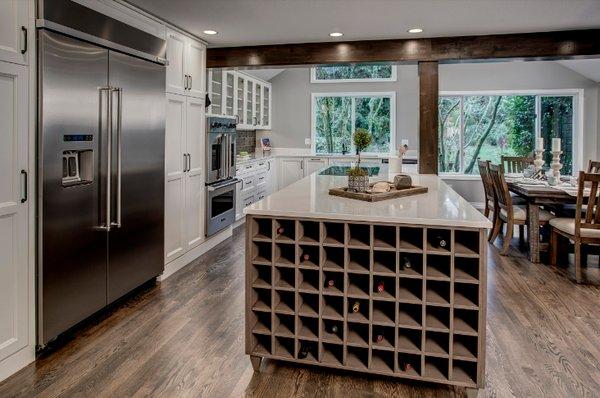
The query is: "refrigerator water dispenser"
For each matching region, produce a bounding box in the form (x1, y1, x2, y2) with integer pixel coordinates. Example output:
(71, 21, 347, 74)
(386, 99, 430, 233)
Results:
(62, 150, 93, 186)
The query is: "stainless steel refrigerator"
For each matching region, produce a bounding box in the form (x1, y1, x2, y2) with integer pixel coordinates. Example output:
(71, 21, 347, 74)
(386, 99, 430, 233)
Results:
(37, 0, 166, 345)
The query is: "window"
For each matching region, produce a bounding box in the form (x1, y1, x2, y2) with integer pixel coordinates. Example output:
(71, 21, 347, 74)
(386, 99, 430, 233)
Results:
(311, 64, 397, 83)
(438, 92, 578, 175)
(312, 93, 396, 155)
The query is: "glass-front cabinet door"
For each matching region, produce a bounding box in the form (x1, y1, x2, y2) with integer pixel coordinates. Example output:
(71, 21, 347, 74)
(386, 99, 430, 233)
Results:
(209, 70, 222, 115)
(236, 75, 245, 126)
(246, 80, 254, 127)
(262, 85, 270, 128)
(224, 71, 235, 117)
(254, 82, 262, 127)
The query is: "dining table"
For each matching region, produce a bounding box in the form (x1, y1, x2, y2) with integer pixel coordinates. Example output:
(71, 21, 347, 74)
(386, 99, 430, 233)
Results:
(507, 178, 578, 263)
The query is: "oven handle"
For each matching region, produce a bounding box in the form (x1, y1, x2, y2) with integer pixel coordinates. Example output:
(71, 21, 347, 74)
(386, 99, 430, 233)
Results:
(207, 178, 239, 192)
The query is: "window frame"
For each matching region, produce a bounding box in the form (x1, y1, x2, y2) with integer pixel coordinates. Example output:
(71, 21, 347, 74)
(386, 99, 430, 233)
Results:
(310, 65, 398, 83)
(438, 89, 583, 177)
(310, 91, 397, 156)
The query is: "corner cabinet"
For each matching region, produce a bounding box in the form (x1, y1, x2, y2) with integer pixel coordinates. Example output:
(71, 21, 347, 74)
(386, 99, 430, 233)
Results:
(164, 94, 206, 264)
(207, 71, 271, 130)
(165, 28, 206, 98)
(0, 0, 30, 65)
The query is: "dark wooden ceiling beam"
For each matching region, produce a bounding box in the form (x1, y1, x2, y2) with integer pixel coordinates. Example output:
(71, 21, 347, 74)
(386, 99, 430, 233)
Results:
(207, 29, 600, 68)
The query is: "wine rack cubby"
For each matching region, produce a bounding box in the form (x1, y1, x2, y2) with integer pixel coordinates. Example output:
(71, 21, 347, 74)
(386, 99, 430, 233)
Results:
(246, 217, 486, 388)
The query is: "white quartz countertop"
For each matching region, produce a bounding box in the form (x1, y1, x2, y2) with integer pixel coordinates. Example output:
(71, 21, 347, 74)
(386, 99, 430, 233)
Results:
(244, 170, 492, 229)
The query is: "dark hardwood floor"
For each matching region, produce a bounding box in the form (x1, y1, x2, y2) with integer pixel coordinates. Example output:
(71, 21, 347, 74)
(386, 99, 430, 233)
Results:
(0, 226, 598, 398)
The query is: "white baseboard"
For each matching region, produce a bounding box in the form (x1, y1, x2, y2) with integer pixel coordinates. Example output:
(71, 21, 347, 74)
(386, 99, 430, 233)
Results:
(233, 216, 245, 229)
(0, 346, 35, 383)
(159, 227, 233, 281)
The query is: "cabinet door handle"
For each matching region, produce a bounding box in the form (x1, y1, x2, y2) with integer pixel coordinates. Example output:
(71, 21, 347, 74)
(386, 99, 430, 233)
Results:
(21, 26, 27, 54)
(20, 170, 27, 203)
(267, 162, 270, 171)
(183, 153, 187, 172)
(300, 160, 304, 170)
(189, 75, 192, 90)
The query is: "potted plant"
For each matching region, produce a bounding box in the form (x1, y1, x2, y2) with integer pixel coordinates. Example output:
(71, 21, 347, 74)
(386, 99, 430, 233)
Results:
(347, 128, 372, 192)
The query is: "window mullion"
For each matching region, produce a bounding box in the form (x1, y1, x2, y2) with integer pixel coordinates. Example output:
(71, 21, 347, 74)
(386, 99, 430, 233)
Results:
(459, 96, 465, 173)
(350, 97, 357, 154)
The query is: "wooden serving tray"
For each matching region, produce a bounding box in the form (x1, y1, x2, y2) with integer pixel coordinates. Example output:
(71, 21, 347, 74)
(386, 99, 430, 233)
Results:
(329, 184, 428, 202)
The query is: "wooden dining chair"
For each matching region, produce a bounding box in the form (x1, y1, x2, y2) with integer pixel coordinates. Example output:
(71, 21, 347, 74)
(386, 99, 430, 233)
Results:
(588, 160, 600, 173)
(501, 155, 533, 174)
(478, 160, 499, 242)
(550, 171, 600, 283)
(489, 164, 555, 255)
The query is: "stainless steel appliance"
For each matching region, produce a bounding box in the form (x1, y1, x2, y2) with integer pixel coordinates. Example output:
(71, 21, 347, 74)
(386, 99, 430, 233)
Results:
(205, 117, 238, 236)
(37, 0, 166, 345)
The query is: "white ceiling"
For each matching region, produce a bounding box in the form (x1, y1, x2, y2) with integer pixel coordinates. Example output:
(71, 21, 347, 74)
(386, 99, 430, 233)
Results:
(126, 0, 600, 48)
(557, 59, 600, 83)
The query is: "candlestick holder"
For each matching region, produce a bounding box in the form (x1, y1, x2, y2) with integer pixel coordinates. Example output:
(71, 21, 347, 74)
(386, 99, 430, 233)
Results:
(550, 150, 563, 180)
(533, 149, 544, 171)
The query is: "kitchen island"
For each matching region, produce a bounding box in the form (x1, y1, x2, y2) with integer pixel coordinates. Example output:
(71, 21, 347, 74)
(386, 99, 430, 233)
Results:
(244, 168, 491, 391)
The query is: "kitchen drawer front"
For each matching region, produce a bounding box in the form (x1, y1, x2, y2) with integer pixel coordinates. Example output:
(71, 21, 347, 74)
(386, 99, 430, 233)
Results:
(255, 171, 267, 189)
(254, 160, 268, 173)
(241, 192, 256, 208)
(241, 174, 257, 194)
(255, 189, 267, 202)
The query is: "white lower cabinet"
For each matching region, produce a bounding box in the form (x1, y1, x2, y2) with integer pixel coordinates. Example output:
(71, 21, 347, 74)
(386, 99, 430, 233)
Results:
(0, 60, 33, 380)
(235, 158, 277, 221)
(304, 157, 328, 176)
(279, 157, 304, 189)
(164, 94, 205, 264)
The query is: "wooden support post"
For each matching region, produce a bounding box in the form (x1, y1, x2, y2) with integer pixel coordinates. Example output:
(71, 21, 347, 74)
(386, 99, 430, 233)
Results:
(418, 61, 439, 174)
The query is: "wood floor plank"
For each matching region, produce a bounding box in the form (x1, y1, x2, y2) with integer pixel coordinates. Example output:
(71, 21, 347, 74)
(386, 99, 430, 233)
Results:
(0, 228, 598, 397)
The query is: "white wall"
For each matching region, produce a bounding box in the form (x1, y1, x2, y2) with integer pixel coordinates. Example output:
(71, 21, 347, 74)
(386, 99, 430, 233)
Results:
(269, 61, 600, 203)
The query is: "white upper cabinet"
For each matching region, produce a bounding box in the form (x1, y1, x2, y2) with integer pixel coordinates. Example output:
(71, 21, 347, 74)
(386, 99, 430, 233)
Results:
(166, 28, 206, 98)
(0, 0, 30, 65)
(165, 29, 186, 95)
(184, 38, 206, 98)
(206, 71, 272, 130)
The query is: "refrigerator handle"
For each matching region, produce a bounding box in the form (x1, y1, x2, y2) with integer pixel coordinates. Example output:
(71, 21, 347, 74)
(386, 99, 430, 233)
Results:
(97, 87, 112, 231)
(111, 87, 123, 228)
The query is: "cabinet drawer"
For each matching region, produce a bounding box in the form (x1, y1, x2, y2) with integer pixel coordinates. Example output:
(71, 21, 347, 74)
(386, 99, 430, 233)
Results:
(256, 190, 267, 201)
(241, 193, 255, 208)
(238, 162, 256, 174)
(241, 175, 257, 192)
(256, 171, 267, 188)
(254, 160, 268, 172)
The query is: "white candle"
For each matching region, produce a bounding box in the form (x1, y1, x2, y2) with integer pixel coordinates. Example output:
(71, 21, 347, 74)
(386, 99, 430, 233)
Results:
(552, 138, 561, 152)
(536, 138, 544, 150)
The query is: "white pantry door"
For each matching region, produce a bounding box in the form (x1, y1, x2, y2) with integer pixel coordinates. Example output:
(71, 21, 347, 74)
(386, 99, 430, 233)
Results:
(0, 62, 29, 363)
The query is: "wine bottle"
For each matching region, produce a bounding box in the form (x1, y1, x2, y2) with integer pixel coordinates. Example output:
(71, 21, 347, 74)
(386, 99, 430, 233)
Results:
(399, 362, 413, 372)
(352, 301, 360, 313)
(373, 333, 384, 343)
(432, 235, 447, 249)
(326, 278, 335, 288)
(277, 226, 285, 235)
(401, 256, 412, 270)
(326, 324, 339, 334)
(302, 252, 310, 261)
(376, 281, 385, 293)
(298, 343, 309, 359)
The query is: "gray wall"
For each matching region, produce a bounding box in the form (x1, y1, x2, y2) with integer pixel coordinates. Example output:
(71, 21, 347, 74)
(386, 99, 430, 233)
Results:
(270, 61, 599, 203)
(270, 65, 419, 150)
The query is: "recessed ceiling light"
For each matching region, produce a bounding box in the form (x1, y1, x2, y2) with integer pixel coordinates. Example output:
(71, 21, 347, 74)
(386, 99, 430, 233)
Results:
(203, 30, 218, 35)
(408, 28, 423, 33)
(329, 32, 343, 37)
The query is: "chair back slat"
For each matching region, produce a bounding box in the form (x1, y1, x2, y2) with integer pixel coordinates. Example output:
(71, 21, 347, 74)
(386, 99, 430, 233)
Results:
(501, 155, 533, 174)
(489, 164, 513, 215)
(576, 171, 600, 234)
(588, 160, 600, 173)
(478, 160, 495, 204)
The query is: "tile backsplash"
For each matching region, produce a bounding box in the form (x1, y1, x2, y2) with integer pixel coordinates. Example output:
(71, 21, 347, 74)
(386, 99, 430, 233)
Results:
(236, 130, 256, 155)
